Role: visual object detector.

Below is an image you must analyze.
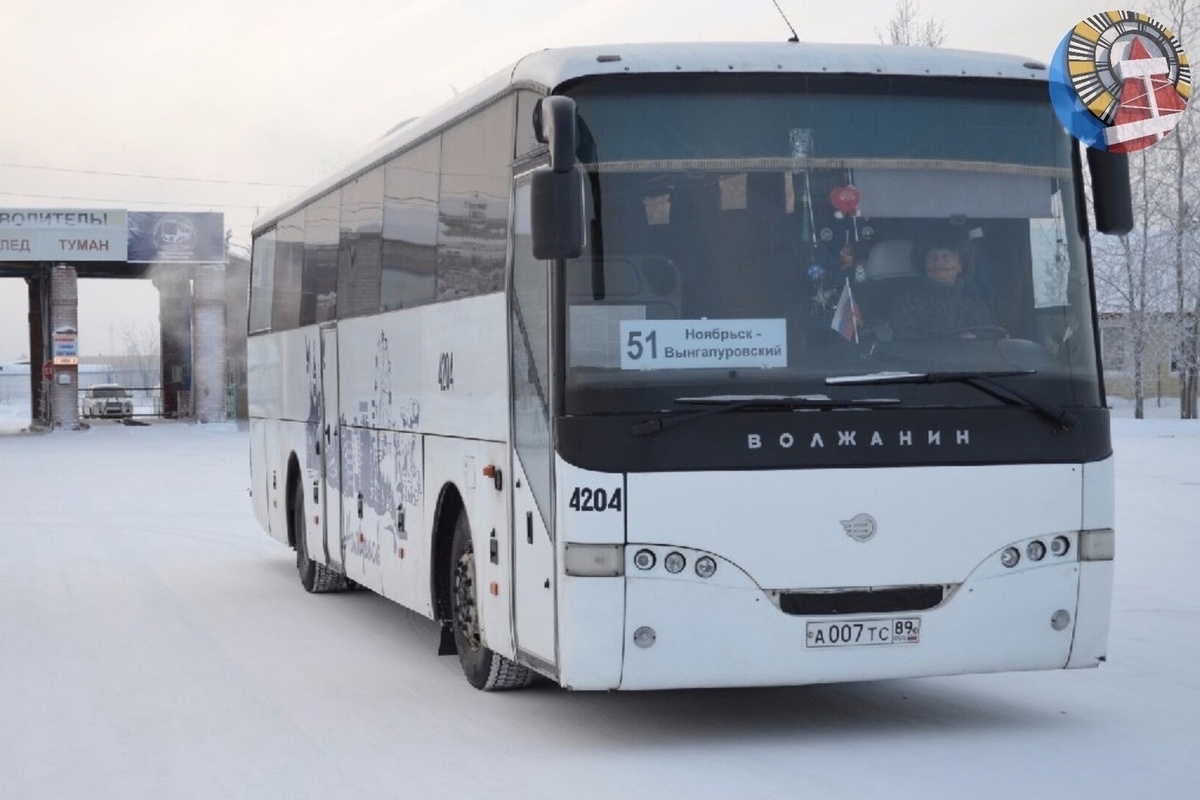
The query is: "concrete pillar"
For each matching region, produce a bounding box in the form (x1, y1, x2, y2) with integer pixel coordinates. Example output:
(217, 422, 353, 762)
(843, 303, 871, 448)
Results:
(49, 265, 80, 430)
(155, 271, 192, 418)
(192, 263, 227, 424)
(26, 271, 47, 424)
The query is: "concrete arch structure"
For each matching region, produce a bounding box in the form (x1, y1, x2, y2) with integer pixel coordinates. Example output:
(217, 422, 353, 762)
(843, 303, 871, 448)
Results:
(0, 208, 247, 427)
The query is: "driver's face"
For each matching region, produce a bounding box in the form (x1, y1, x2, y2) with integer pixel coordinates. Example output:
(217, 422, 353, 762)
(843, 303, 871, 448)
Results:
(925, 249, 962, 286)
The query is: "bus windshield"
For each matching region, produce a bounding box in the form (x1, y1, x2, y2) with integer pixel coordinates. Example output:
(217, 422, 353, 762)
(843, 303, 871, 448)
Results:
(561, 78, 1100, 417)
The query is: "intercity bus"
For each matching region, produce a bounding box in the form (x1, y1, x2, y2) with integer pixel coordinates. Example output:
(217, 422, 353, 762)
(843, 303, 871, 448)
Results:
(248, 42, 1129, 690)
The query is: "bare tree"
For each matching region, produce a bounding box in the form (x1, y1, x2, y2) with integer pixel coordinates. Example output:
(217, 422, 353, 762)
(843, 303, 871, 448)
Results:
(1093, 148, 1177, 418)
(877, 0, 947, 47)
(1153, 0, 1200, 417)
(117, 320, 161, 391)
(1091, 0, 1200, 418)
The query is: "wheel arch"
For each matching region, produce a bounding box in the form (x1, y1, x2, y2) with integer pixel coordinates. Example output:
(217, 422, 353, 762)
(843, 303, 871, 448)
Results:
(431, 481, 465, 624)
(285, 452, 302, 549)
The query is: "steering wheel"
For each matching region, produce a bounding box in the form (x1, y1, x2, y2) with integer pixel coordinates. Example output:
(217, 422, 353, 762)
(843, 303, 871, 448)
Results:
(939, 325, 1009, 340)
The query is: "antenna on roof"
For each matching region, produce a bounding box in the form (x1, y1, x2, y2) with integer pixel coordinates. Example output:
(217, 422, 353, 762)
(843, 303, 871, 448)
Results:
(771, 0, 800, 42)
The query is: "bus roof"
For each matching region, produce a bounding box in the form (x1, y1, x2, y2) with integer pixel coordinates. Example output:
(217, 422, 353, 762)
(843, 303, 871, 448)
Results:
(253, 42, 1049, 235)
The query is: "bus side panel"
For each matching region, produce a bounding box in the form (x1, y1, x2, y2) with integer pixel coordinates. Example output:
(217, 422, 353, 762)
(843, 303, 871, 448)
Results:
(423, 435, 514, 656)
(246, 334, 279, 419)
(336, 297, 509, 442)
(1069, 457, 1115, 668)
(266, 327, 330, 567)
(248, 417, 271, 537)
(417, 295, 508, 441)
(377, 430, 427, 613)
(511, 452, 557, 666)
(261, 418, 288, 546)
(553, 459, 626, 689)
(248, 333, 283, 543)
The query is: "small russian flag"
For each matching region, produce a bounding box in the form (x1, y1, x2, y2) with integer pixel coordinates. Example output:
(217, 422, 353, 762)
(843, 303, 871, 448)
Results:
(830, 278, 861, 343)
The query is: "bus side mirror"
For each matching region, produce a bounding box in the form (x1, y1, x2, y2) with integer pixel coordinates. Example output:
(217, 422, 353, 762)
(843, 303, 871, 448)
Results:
(531, 167, 585, 260)
(1088, 148, 1133, 236)
(531, 95, 584, 259)
(533, 96, 578, 173)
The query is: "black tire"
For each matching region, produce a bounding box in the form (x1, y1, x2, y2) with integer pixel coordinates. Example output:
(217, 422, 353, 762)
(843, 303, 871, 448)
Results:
(293, 480, 349, 594)
(449, 509, 532, 690)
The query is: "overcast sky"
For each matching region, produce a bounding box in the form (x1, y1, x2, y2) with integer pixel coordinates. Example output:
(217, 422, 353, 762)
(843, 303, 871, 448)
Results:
(0, 0, 1155, 360)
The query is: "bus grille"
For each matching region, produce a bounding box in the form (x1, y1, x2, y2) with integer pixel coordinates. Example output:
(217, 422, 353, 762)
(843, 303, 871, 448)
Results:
(777, 585, 948, 616)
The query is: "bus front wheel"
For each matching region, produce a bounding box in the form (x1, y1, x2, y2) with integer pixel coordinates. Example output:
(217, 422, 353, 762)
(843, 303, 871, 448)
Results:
(449, 510, 532, 690)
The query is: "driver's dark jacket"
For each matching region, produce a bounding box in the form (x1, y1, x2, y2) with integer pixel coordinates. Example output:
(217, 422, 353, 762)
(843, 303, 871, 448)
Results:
(889, 280, 993, 338)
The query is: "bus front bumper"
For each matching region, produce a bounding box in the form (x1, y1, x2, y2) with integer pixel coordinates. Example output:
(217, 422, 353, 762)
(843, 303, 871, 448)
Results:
(603, 558, 1108, 691)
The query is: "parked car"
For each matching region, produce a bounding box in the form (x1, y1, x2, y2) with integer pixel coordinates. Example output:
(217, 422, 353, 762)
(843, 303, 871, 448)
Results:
(82, 384, 134, 420)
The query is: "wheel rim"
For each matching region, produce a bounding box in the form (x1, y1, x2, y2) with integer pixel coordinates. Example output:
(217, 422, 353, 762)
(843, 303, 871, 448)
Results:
(452, 548, 482, 652)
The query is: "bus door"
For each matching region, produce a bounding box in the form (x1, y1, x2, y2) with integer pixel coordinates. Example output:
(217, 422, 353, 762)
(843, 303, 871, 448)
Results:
(508, 178, 558, 667)
(319, 325, 345, 573)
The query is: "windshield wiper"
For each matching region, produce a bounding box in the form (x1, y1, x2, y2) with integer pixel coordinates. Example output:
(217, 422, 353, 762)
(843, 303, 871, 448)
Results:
(825, 370, 1077, 432)
(631, 394, 899, 438)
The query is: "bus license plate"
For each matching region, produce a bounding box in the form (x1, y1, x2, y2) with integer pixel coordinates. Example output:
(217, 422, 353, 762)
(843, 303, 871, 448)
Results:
(805, 617, 921, 648)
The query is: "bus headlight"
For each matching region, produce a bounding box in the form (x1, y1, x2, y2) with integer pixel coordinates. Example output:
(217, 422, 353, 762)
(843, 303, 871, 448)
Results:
(633, 549, 656, 571)
(1000, 547, 1021, 568)
(663, 552, 686, 574)
(1026, 540, 1047, 562)
(1050, 535, 1071, 557)
(695, 556, 717, 578)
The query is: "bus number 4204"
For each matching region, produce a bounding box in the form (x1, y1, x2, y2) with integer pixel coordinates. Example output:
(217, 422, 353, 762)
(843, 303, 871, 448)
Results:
(568, 487, 622, 512)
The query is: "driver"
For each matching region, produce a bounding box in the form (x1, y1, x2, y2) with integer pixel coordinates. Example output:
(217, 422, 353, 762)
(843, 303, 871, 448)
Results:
(890, 240, 993, 339)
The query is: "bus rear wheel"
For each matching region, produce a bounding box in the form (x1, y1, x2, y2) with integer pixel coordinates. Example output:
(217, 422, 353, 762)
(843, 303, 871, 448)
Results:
(293, 480, 349, 594)
(449, 510, 532, 690)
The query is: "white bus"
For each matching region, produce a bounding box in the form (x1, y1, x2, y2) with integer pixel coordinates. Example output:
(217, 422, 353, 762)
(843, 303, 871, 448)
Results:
(248, 42, 1129, 691)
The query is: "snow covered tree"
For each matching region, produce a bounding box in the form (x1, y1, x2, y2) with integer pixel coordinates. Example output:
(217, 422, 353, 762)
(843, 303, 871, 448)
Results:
(877, 0, 946, 47)
(1154, 0, 1200, 417)
(1091, 0, 1199, 418)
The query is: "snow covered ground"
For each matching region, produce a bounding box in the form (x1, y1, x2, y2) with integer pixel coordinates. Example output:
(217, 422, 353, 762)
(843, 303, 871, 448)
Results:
(1, 406, 1197, 799)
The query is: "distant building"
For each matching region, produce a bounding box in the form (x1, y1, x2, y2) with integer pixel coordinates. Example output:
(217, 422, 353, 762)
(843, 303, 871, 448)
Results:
(1098, 311, 1194, 400)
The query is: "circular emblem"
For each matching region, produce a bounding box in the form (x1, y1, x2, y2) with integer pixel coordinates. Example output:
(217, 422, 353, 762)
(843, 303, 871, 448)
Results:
(1050, 10, 1192, 152)
(154, 215, 198, 247)
(839, 513, 877, 543)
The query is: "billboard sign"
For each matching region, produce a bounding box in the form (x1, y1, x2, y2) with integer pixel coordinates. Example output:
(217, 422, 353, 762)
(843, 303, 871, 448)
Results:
(0, 209, 128, 261)
(128, 212, 226, 263)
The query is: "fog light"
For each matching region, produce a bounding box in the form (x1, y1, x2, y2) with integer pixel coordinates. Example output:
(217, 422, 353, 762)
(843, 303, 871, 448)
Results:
(1000, 547, 1020, 568)
(1050, 535, 1071, 557)
(695, 556, 717, 578)
(663, 552, 686, 574)
(633, 549, 656, 571)
(633, 626, 656, 648)
(1051, 609, 1071, 631)
(1027, 540, 1047, 562)
(564, 543, 624, 577)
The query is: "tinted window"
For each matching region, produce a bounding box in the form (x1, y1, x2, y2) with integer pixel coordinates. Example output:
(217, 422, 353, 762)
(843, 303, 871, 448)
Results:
(561, 82, 1099, 417)
(382, 137, 440, 311)
(272, 212, 304, 331)
(303, 191, 340, 324)
(249, 229, 275, 333)
(338, 168, 384, 318)
(436, 97, 515, 300)
(509, 180, 553, 520)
